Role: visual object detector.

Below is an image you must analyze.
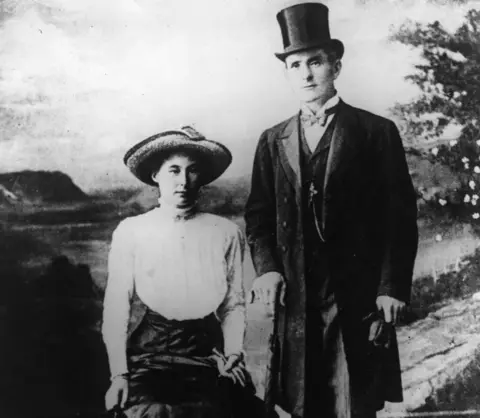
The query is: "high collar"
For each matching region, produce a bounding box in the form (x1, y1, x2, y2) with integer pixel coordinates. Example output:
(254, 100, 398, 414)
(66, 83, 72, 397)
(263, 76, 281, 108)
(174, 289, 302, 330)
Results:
(301, 92, 340, 117)
(156, 198, 197, 222)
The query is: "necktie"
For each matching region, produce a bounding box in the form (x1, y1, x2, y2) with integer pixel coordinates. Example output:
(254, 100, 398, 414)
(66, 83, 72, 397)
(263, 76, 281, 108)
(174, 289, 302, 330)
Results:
(300, 104, 338, 127)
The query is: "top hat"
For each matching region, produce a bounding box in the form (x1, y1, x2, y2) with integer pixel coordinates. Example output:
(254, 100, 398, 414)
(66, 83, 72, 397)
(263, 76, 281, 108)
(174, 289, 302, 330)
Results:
(124, 126, 232, 187)
(275, 2, 344, 61)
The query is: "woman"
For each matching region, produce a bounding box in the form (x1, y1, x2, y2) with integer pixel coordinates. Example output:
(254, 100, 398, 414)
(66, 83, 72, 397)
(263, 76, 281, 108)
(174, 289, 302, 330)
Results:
(102, 126, 251, 418)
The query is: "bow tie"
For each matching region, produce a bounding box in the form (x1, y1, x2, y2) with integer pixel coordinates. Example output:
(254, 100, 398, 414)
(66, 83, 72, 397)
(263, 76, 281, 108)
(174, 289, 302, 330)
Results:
(301, 105, 338, 127)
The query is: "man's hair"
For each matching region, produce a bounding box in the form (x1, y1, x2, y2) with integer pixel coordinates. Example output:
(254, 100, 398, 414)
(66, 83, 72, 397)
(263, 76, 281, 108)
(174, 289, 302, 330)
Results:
(322, 44, 341, 63)
(284, 44, 341, 66)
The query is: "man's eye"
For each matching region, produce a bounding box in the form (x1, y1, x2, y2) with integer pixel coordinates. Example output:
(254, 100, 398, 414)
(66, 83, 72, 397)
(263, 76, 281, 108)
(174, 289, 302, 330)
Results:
(310, 60, 321, 67)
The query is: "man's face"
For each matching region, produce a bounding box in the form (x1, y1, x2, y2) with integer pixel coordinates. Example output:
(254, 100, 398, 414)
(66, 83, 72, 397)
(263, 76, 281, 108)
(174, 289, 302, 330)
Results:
(285, 48, 341, 104)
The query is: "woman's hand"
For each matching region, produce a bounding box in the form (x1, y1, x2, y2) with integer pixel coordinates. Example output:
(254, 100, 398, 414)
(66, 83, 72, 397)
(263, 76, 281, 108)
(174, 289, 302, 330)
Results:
(105, 376, 129, 411)
(213, 350, 249, 387)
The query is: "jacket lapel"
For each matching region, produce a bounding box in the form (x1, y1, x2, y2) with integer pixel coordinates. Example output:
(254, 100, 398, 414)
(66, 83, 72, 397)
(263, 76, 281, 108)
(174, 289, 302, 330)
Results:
(322, 102, 360, 233)
(277, 114, 302, 207)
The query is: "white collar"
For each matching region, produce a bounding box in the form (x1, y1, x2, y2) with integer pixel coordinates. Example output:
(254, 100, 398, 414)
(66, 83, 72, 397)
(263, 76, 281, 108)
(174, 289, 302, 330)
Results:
(301, 93, 341, 117)
(156, 198, 197, 221)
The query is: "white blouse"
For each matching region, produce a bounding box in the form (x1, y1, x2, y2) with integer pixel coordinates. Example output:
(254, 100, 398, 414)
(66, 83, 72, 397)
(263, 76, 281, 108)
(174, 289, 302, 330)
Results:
(102, 205, 247, 377)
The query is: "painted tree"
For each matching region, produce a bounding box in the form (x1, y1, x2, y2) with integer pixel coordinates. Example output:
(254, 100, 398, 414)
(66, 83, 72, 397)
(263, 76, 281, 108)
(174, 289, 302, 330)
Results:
(391, 9, 480, 220)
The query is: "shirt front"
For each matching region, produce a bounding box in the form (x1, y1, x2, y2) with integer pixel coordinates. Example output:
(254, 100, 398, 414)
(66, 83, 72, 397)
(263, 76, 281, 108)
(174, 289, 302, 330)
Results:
(301, 93, 340, 153)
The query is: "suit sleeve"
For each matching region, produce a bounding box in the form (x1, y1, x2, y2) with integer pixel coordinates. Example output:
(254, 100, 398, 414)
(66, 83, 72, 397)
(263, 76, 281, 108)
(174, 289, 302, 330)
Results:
(377, 121, 419, 304)
(244, 131, 282, 277)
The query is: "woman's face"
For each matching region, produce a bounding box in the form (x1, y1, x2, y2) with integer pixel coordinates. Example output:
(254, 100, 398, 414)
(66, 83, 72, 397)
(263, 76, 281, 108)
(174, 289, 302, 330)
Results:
(152, 152, 202, 208)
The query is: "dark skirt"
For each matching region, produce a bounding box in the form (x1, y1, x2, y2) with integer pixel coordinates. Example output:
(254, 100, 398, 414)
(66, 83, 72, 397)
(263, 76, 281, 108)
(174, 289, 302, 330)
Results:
(122, 303, 259, 418)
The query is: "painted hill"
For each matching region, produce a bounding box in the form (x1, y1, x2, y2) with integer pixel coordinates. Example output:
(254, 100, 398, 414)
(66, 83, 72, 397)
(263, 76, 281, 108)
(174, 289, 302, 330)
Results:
(124, 151, 459, 219)
(0, 170, 89, 206)
(126, 175, 251, 216)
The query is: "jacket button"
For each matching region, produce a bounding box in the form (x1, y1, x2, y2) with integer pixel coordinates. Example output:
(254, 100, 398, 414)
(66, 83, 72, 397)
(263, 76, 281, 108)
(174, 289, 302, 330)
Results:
(282, 221, 287, 228)
(283, 197, 288, 203)
(282, 245, 287, 252)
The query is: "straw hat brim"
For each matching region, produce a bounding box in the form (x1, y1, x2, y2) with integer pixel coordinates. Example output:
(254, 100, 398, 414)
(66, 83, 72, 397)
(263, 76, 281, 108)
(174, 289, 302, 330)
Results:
(124, 132, 232, 187)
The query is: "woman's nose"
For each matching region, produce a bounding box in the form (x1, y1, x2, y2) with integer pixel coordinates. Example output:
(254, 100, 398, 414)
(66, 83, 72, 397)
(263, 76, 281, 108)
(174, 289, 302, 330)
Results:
(178, 171, 188, 187)
(177, 172, 187, 186)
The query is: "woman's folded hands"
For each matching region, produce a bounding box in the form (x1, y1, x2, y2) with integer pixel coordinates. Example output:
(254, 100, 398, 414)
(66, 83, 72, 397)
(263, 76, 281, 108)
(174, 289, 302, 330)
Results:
(212, 348, 249, 387)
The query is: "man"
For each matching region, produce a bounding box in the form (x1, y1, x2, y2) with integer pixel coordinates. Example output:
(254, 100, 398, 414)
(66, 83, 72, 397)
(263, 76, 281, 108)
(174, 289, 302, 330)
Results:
(245, 3, 418, 418)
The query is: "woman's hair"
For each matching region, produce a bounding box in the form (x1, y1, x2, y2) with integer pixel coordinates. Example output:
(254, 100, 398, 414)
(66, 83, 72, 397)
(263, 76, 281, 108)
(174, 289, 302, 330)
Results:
(148, 149, 206, 182)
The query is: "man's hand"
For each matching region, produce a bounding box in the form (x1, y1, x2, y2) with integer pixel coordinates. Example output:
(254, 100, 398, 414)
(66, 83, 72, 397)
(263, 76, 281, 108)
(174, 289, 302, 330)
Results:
(249, 272, 285, 310)
(376, 295, 406, 325)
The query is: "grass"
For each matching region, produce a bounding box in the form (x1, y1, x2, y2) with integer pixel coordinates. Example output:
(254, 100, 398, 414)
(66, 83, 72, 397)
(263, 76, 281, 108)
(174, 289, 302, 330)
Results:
(3, 199, 480, 417)
(413, 221, 479, 280)
(407, 246, 480, 322)
(0, 226, 108, 418)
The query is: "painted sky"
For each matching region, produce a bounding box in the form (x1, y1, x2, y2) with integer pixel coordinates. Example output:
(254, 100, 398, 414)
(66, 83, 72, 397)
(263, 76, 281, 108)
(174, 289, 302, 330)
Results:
(0, 0, 478, 191)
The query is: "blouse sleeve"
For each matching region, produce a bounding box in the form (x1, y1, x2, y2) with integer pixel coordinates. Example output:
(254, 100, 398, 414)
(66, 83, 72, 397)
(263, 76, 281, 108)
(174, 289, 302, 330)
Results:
(216, 225, 247, 357)
(101, 219, 135, 378)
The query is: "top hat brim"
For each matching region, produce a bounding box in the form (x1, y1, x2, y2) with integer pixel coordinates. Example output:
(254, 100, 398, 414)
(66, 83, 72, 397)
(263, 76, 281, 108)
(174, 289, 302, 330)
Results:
(275, 38, 344, 61)
(124, 132, 232, 187)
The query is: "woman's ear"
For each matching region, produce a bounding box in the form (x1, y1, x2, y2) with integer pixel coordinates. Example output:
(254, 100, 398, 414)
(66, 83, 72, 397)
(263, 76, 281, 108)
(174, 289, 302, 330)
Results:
(151, 168, 160, 184)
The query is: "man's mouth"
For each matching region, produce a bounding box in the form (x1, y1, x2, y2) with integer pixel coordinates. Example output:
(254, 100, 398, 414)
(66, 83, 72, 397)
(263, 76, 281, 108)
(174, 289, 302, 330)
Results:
(303, 84, 317, 89)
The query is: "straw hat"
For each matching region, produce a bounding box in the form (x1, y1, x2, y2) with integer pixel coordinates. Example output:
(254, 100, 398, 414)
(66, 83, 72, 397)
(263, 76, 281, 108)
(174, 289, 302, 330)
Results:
(124, 126, 232, 186)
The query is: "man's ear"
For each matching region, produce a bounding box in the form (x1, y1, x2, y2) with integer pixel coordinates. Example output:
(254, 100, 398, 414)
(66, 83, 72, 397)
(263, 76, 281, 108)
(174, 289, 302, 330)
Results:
(333, 59, 342, 80)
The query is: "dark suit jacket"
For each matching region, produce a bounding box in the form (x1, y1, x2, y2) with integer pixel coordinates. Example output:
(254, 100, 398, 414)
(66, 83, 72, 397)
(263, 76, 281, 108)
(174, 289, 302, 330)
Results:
(244, 101, 419, 416)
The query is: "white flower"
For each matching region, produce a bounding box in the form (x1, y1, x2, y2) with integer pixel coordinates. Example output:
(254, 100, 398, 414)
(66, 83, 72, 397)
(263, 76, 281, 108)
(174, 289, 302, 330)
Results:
(477, 140, 480, 146)
(475, 167, 480, 174)
(465, 194, 471, 203)
(431, 147, 439, 156)
(453, 92, 461, 99)
(449, 140, 458, 146)
(462, 157, 470, 163)
(439, 198, 447, 206)
(470, 180, 476, 190)
(435, 234, 443, 242)
(474, 194, 479, 200)
(473, 213, 480, 220)
(465, 163, 470, 169)
(462, 91, 468, 96)
(473, 200, 477, 206)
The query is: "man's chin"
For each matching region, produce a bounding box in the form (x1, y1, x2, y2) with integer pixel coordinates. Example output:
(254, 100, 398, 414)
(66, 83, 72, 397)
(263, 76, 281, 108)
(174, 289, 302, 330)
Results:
(303, 95, 320, 104)
(299, 94, 322, 104)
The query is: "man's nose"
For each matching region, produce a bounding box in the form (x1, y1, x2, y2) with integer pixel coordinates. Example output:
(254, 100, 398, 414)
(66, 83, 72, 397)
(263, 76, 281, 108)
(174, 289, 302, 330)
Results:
(300, 65, 313, 81)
